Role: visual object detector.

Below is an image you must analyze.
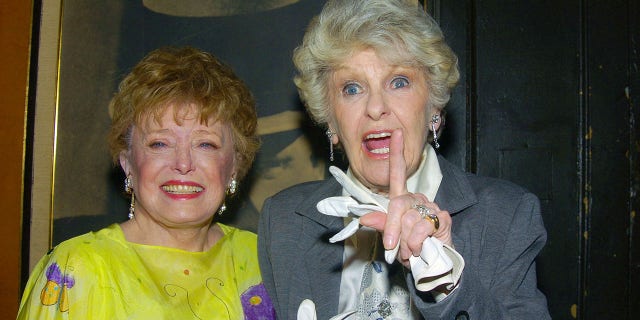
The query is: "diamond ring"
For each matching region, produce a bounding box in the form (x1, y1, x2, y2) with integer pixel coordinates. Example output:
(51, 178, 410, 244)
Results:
(412, 204, 440, 230)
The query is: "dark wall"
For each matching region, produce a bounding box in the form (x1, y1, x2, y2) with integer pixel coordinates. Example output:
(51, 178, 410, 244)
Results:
(434, 0, 639, 319)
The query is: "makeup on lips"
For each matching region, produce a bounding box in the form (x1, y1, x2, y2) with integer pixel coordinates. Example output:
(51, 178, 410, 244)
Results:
(362, 130, 392, 158)
(161, 180, 204, 200)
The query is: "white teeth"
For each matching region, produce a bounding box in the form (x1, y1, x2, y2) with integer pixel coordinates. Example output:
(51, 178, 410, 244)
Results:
(370, 147, 390, 154)
(365, 132, 392, 139)
(162, 185, 203, 194)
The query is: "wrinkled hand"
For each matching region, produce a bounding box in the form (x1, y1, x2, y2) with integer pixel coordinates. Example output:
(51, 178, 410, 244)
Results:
(359, 129, 452, 267)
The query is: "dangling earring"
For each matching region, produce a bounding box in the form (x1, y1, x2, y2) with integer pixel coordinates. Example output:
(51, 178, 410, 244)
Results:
(124, 175, 135, 219)
(218, 178, 237, 215)
(228, 179, 237, 195)
(326, 129, 335, 162)
(124, 176, 132, 193)
(431, 114, 440, 149)
(217, 203, 226, 215)
(128, 194, 136, 220)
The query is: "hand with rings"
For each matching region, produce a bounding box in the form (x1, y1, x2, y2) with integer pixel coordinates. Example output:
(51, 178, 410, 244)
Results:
(360, 130, 452, 266)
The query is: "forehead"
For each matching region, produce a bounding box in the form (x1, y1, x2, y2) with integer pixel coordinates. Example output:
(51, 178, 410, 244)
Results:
(138, 104, 217, 128)
(333, 49, 422, 76)
(136, 110, 229, 138)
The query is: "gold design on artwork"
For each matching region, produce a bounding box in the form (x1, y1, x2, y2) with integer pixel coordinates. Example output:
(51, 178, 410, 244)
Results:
(249, 112, 327, 211)
(143, 0, 301, 17)
(257, 111, 305, 136)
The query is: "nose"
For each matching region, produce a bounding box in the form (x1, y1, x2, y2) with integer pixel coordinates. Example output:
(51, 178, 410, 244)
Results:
(174, 145, 194, 174)
(365, 90, 388, 121)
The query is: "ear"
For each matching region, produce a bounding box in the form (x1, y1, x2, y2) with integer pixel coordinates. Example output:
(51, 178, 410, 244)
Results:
(230, 171, 238, 187)
(229, 165, 238, 184)
(119, 151, 131, 176)
(231, 154, 240, 178)
(328, 125, 339, 145)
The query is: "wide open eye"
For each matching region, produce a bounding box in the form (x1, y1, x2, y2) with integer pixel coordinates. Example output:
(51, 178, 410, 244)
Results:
(342, 82, 362, 96)
(391, 76, 409, 89)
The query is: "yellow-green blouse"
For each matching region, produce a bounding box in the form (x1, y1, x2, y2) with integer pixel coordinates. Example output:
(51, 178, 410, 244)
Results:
(17, 223, 275, 319)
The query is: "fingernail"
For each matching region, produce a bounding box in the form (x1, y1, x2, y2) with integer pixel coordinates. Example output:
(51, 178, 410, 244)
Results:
(384, 235, 394, 249)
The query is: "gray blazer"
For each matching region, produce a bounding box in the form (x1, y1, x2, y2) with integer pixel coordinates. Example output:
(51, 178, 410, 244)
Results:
(258, 156, 551, 319)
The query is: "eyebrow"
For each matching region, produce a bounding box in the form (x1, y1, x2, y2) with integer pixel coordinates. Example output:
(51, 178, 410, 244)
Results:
(192, 129, 222, 137)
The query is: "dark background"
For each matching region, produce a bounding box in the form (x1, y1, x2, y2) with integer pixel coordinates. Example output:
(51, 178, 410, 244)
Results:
(24, 0, 639, 319)
(431, 1, 639, 319)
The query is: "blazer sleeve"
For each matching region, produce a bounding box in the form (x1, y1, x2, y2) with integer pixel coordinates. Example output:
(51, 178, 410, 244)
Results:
(258, 197, 284, 318)
(410, 192, 551, 319)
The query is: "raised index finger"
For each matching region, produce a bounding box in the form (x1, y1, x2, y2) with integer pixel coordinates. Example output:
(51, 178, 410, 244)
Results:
(383, 129, 409, 250)
(389, 129, 408, 198)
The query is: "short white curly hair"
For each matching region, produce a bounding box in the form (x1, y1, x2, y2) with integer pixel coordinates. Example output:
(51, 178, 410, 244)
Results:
(293, 0, 459, 134)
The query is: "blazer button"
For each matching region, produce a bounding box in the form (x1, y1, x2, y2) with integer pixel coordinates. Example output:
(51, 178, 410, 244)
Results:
(455, 311, 469, 320)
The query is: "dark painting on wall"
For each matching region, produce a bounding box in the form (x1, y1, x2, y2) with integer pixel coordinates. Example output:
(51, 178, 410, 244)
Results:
(51, 0, 333, 245)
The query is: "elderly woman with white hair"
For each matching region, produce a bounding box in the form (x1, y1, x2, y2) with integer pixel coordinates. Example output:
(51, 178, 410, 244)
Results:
(258, 0, 551, 319)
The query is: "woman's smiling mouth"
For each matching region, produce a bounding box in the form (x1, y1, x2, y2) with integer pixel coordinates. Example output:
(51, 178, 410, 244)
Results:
(160, 181, 205, 199)
(161, 184, 204, 194)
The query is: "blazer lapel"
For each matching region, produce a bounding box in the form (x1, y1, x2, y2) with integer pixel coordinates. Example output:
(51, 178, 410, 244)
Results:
(434, 156, 478, 254)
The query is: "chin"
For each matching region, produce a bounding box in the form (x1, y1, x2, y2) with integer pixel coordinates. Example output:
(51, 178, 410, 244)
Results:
(359, 173, 390, 191)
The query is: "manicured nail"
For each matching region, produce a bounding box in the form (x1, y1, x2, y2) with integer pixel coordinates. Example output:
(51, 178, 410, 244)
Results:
(384, 235, 394, 249)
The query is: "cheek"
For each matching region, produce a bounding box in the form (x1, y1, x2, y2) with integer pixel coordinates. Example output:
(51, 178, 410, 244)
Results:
(130, 152, 169, 186)
(405, 103, 428, 135)
(412, 116, 428, 137)
(331, 114, 345, 137)
(409, 121, 428, 148)
(333, 113, 359, 144)
(127, 152, 146, 181)
(400, 111, 428, 150)
(133, 161, 159, 189)
(335, 127, 361, 155)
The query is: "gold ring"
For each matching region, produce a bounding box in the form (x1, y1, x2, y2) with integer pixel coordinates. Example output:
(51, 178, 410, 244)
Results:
(413, 204, 440, 230)
(424, 213, 440, 230)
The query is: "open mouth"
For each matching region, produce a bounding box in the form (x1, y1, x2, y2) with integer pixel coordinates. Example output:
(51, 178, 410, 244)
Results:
(363, 131, 392, 155)
(161, 184, 204, 194)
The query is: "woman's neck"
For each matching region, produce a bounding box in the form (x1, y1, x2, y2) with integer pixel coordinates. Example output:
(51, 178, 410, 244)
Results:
(120, 218, 223, 252)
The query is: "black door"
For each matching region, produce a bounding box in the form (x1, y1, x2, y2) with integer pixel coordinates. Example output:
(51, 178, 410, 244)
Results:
(432, 0, 639, 319)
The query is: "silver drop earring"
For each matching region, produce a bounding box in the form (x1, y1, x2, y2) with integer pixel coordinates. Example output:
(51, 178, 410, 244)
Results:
(124, 176, 135, 219)
(326, 129, 335, 162)
(431, 114, 440, 149)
